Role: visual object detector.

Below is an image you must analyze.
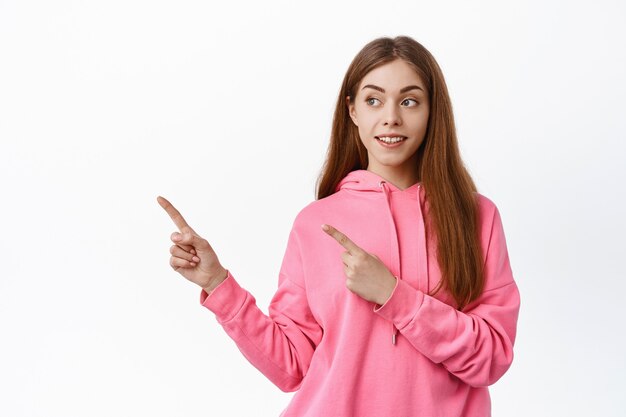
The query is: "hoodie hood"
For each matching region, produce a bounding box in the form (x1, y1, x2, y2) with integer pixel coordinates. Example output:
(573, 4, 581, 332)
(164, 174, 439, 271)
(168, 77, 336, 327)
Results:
(335, 169, 429, 345)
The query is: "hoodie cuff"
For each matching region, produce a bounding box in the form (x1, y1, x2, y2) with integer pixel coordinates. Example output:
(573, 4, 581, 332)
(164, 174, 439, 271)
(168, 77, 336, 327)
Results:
(199, 270, 248, 323)
(373, 278, 425, 329)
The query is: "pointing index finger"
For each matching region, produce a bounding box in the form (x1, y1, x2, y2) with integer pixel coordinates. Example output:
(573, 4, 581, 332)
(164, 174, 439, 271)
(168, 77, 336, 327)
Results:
(157, 196, 193, 232)
(322, 224, 360, 254)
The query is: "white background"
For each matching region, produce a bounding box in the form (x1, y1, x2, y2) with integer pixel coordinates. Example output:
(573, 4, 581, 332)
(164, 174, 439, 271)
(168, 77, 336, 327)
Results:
(1, 0, 625, 415)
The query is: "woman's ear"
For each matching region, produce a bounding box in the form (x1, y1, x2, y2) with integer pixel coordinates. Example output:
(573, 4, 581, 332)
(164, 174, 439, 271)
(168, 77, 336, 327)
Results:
(346, 96, 358, 126)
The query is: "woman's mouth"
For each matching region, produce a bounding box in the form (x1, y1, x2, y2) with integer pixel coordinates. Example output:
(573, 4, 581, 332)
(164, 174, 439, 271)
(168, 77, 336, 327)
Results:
(375, 136, 407, 148)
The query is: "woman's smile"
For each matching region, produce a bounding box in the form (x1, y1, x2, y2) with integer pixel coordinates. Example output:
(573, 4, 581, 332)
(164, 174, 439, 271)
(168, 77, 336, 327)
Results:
(375, 136, 408, 148)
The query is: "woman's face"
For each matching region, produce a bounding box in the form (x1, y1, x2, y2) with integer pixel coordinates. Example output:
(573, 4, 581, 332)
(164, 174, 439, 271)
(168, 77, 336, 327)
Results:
(347, 59, 430, 181)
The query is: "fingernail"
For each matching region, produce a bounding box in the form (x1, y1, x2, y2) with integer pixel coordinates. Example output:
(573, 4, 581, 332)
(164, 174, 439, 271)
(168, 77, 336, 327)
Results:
(192, 256, 200, 262)
(173, 233, 181, 241)
(321, 224, 329, 231)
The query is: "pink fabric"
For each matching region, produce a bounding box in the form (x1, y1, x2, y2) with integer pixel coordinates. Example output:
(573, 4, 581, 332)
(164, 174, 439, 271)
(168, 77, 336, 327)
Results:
(200, 169, 521, 416)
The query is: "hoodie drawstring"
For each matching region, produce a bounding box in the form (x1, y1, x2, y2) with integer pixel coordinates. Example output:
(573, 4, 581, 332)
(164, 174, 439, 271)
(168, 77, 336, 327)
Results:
(378, 180, 425, 346)
(379, 180, 401, 345)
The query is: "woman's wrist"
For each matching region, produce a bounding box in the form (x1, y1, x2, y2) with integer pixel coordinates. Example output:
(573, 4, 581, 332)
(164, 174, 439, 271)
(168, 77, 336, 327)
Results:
(202, 267, 229, 294)
(377, 274, 398, 306)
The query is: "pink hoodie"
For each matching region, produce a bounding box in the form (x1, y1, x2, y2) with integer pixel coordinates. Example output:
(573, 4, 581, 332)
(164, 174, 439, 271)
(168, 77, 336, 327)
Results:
(200, 169, 521, 417)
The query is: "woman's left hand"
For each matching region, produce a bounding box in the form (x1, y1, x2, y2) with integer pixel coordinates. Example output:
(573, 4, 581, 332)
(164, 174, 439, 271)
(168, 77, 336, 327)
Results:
(322, 223, 397, 306)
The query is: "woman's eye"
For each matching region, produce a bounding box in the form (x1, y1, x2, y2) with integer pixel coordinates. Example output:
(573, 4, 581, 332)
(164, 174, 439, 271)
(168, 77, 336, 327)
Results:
(366, 97, 419, 106)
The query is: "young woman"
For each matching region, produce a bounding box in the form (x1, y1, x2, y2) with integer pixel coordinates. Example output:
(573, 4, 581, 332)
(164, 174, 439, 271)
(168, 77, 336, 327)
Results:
(158, 35, 521, 416)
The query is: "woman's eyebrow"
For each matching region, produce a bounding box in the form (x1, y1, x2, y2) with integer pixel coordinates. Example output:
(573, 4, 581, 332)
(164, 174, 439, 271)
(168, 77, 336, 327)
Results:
(361, 84, 424, 94)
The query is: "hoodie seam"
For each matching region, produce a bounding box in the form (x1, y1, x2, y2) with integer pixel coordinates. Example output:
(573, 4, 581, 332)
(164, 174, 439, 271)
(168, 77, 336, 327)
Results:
(286, 276, 305, 290)
(480, 205, 513, 294)
(481, 280, 516, 293)
(287, 226, 306, 291)
(482, 205, 498, 273)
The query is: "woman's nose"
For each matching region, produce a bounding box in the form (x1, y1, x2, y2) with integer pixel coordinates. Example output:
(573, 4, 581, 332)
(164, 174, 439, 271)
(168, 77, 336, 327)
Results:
(383, 105, 402, 125)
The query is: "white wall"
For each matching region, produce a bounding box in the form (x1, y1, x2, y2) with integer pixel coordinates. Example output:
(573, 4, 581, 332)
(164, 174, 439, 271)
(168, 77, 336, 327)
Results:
(1, 0, 624, 415)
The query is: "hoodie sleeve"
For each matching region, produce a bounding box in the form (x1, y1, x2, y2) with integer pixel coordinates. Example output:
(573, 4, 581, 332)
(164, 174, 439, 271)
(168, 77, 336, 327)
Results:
(198, 223, 323, 392)
(373, 203, 521, 388)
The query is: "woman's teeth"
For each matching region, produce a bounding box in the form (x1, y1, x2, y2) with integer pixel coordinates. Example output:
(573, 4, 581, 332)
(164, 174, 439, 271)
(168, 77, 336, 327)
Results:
(377, 136, 406, 143)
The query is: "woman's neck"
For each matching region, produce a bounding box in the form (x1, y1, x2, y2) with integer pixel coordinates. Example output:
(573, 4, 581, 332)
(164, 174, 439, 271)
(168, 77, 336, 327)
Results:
(366, 166, 419, 190)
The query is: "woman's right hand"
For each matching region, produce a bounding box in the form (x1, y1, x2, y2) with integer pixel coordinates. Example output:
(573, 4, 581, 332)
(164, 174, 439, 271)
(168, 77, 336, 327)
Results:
(157, 196, 228, 293)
